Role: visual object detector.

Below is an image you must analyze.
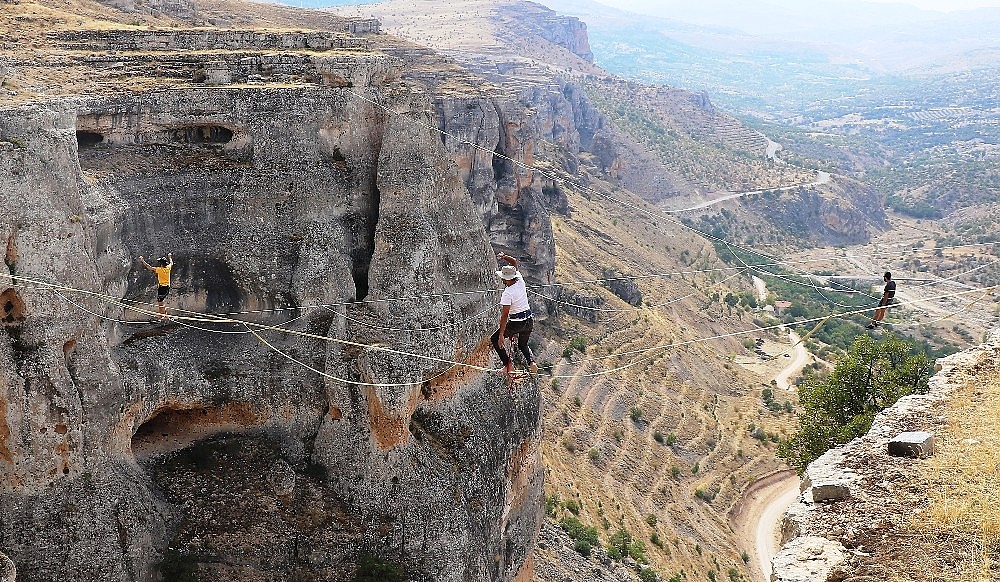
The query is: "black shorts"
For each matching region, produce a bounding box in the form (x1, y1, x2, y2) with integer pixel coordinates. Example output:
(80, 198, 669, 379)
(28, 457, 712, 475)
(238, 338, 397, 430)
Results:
(157, 286, 170, 301)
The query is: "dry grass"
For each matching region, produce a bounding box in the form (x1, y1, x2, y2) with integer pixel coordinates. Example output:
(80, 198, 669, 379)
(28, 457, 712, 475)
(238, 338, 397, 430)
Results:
(903, 363, 1000, 581)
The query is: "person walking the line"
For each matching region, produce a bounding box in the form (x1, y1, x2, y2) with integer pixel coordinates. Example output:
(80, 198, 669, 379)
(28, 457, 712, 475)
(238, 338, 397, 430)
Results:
(491, 252, 538, 377)
(867, 271, 895, 329)
(138, 253, 173, 318)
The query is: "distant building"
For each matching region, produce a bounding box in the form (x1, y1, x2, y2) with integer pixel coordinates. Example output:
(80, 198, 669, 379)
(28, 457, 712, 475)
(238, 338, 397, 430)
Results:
(774, 300, 792, 316)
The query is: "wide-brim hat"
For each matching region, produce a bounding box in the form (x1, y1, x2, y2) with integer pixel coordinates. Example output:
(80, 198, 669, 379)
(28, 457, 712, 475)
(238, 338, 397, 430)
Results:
(496, 265, 521, 281)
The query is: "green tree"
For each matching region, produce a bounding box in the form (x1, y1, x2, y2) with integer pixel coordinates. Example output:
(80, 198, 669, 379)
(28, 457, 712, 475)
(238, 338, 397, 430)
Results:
(779, 334, 933, 472)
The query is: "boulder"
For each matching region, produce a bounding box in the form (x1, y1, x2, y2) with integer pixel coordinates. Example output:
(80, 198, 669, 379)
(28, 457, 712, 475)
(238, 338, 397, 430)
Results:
(888, 431, 934, 458)
(771, 536, 846, 582)
(0, 552, 14, 582)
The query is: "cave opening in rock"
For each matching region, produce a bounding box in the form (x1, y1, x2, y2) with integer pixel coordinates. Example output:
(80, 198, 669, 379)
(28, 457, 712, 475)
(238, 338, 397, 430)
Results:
(492, 144, 508, 181)
(131, 402, 262, 461)
(350, 184, 380, 301)
(75, 131, 104, 148)
(0, 289, 25, 324)
(170, 125, 234, 145)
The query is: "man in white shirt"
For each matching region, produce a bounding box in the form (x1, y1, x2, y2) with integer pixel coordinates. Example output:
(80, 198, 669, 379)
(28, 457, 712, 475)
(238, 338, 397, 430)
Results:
(491, 252, 538, 376)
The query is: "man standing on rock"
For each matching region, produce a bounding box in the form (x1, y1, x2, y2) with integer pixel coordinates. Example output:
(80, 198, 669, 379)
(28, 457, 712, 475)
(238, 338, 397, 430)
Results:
(867, 271, 895, 329)
(138, 253, 173, 319)
(491, 252, 538, 378)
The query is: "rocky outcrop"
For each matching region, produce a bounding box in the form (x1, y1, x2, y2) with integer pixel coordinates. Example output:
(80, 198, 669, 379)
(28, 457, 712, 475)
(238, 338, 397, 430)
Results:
(772, 331, 1000, 581)
(97, 0, 199, 20)
(0, 552, 14, 582)
(0, 25, 542, 582)
(499, 2, 594, 62)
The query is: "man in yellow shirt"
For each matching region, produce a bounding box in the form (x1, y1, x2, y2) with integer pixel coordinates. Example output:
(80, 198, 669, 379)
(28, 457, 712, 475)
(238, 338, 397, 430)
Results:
(138, 253, 173, 318)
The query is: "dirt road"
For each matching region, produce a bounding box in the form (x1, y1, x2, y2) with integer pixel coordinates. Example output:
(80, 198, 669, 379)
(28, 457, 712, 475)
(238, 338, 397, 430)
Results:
(731, 327, 807, 582)
(773, 330, 809, 391)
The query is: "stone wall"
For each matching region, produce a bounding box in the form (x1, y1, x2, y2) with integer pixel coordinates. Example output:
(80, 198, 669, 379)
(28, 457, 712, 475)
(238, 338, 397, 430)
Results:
(771, 330, 1000, 582)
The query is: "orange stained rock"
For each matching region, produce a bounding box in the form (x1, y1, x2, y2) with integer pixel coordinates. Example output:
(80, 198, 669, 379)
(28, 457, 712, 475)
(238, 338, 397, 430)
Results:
(0, 394, 12, 465)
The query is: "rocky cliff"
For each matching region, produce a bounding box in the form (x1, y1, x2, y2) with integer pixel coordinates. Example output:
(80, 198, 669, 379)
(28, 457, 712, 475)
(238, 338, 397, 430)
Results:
(0, 9, 543, 582)
(772, 331, 1000, 581)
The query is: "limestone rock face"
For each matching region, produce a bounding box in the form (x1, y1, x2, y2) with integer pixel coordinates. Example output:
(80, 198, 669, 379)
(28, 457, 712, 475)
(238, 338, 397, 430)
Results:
(0, 40, 541, 582)
(770, 536, 846, 582)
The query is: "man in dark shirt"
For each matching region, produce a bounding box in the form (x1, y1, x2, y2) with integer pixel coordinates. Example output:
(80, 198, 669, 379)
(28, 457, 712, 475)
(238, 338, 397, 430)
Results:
(867, 271, 896, 329)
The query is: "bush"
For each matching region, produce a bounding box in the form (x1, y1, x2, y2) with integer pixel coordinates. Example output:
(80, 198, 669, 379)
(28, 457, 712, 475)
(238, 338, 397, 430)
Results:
(650, 532, 663, 548)
(607, 528, 648, 564)
(670, 466, 681, 479)
(665, 433, 678, 446)
(545, 494, 560, 517)
(560, 516, 599, 556)
(564, 499, 581, 515)
(573, 396, 582, 407)
(653, 431, 665, 444)
(691, 462, 699, 474)
(630, 407, 644, 422)
(695, 487, 718, 502)
(355, 555, 405, 582)
(588, 449, 600, 462)
(646, 513, 657, 526)
(569, 336, 588, 352)
(639, 568, 659, 582)
(779, 334, 933, 472)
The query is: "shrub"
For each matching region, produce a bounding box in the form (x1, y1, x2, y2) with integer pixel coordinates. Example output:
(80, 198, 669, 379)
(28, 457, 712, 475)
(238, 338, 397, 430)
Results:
(355, 555, 405, 582)
(670, 466, 681, 479)
(564, 439, 576, 453)
(560, 516, 599, 556)
(573, 396, 582, 407)
(540, 360, 554, 375)
(665, 433, 678, 446)
(646, 513, 657, 526)
(588, 449, 600, 462)
(653, 431, 665, 444)
(630, 407, 644, 422)
(650, 532, 663, 548)
(741, 551, 750, 564)
(564, 499, 581, 515)
(708, 571, 717, 582)
(691, 462, 699, 474)
(728, 567, 743, 581)
(639, 568, 659, 582)
(607, 528, 648, 564)
(569, 336, 588, 352)
(545, 494, 560, 517)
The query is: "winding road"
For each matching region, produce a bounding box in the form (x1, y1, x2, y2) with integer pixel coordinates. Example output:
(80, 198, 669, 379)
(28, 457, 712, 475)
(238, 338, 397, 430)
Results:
(667, 171, 831, 214)
(732, 328, 809, 582)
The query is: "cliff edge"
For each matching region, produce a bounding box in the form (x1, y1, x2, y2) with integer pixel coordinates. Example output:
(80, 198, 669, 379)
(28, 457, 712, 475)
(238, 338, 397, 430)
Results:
(0, 3, 543, 581)
(773, 329, 1000, 581)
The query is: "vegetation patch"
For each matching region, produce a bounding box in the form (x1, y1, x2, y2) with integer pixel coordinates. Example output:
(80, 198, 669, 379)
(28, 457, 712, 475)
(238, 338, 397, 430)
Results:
(779, 334, 933, 471)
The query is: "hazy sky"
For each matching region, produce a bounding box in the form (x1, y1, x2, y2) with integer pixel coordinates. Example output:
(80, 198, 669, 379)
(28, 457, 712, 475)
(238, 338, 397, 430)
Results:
(598, 0, 1000, 13)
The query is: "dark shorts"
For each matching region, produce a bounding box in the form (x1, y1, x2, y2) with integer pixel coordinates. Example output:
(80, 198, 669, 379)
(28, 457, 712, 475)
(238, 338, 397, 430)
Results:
(157, 286, 170, 301)
(502, 317, 533, 338)
(879, 296, 894, 307)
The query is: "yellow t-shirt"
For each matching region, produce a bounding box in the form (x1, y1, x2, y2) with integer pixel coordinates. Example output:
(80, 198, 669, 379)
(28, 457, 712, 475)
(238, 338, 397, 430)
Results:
(153, 265, 172, 287)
